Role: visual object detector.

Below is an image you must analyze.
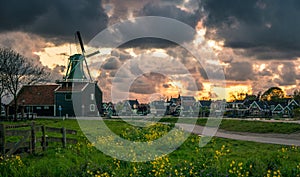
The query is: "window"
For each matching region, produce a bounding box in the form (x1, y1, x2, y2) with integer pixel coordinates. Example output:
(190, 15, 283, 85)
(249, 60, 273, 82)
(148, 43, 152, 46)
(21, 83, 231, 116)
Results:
(44, 106, 49, 110)
(90, 104, 95, 112)
(91, 94, 94, 101)
(65, 94, 72, 101)
(36, 107, 41, 110)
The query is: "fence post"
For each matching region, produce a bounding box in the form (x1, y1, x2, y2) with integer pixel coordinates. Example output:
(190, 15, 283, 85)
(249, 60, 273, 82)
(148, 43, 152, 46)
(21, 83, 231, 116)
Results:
(0, 124, 6, 154)
(41, 126, 47, 151)
(62, 127, 66, 148)
(30, 122, 36, 154)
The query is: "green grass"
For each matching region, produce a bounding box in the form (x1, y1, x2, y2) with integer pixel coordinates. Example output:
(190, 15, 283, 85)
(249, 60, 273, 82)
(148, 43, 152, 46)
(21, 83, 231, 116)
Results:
(1, 119, 300, 176)
(158, 117, 300, 134)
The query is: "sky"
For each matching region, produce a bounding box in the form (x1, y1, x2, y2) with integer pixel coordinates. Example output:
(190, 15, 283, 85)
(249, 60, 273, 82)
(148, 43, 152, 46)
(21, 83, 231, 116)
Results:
(0, 0, 299, 103)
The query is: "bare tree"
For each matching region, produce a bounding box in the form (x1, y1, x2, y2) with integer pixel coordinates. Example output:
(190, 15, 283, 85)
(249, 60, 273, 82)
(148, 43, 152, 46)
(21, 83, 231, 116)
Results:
(0, 48, 48, 120)
(0, 49, 10, 116)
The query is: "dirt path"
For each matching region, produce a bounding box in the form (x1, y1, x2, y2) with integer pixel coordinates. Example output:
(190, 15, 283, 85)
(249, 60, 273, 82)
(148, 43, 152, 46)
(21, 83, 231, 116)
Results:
(176, 123, 300, 146)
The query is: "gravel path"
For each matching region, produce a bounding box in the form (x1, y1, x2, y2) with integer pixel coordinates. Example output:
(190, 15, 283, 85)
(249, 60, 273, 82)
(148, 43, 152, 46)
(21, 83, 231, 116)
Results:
(176, 123, 300, 146)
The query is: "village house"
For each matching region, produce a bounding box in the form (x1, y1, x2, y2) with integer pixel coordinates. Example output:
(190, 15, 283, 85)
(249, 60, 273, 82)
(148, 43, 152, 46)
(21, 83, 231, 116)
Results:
(119, 99, 140, 116)
(8, 85, 59, 117)
(150, 100, 166, 116)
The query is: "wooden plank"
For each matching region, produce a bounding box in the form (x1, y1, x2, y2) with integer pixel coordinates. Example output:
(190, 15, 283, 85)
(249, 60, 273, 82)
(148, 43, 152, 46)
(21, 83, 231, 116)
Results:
(31, 122, 36, 154)
(66, 129, 77, 135)
(6, 124, 31, 129)
(0, 124, 5, 154)
(6, 132, 30, 156)
(62, 127, 66, 148)
(6, 130, 31, 136)
(6, 142, 30, 150)
(41, 126, 46, 151)
(45, 127, 62, 133)
(47, 137, 63, 143)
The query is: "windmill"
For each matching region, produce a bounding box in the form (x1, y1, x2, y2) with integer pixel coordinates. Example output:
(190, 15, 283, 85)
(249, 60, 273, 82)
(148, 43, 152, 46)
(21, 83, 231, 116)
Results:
(64, 31, 99, 82)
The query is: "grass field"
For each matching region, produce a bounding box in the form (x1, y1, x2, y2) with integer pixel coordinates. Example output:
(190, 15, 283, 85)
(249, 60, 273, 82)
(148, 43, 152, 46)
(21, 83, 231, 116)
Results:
(1, 119, 300, 176)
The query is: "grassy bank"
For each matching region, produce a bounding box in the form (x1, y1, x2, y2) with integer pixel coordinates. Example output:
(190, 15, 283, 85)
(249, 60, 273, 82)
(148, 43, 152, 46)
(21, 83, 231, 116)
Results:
(0, 119, 299, 176)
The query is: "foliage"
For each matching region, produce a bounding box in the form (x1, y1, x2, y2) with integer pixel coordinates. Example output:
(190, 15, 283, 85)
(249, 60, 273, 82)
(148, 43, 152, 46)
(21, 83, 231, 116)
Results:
(293, 108, 300, 119)
(294, 89, 300, 103)
(229, 90, 248, 101)
(261, 87, 285, 101)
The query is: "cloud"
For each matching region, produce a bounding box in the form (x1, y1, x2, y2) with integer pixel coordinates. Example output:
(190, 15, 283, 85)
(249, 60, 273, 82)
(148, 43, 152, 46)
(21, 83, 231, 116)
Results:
(0, 32, 47, 61)
(140, 1, 202, 28)
(278, 62, 297, 86)
(225, 62, 255, 81)
(111, 49, 132, 61)
(129, 75, 157, 94)
(102, 57, 121, 70)
(0, 0, 108, 43)
(47, 65, 65, 81)
(202, 0, 300, 60)
(96, 0, 203, 49)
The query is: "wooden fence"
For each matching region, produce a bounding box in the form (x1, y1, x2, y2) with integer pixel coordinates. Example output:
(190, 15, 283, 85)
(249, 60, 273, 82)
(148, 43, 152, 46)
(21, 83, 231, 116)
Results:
(0, 122, 77, 156)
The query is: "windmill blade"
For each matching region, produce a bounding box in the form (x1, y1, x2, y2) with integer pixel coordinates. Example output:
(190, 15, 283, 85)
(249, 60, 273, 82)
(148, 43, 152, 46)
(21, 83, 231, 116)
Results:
(86, 50, 100, 58)
(83, 55, 93, 81)
(76, 31, 85, 54)
(74, 31, 96, 82)
(74, 33, 81, 54)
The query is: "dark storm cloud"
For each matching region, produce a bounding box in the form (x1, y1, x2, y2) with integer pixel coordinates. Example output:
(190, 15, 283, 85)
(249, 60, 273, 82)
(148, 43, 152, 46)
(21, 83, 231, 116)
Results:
(102, 57, 120, 70)
(111, 49, 132, 61)
(127, 72, 168, 95)
(0, 0, 108, 43)
(140, 2, 202, 28)
(129, 76, 156, 94)
(225, 62, 255, 81)
(278, 62, 298, 86)
(112, 0, 203, 49)
(203, 0, 300, 60)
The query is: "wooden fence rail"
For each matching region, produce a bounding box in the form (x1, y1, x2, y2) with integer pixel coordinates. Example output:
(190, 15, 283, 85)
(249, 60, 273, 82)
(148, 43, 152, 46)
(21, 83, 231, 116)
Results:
(0, 122, 77, 155)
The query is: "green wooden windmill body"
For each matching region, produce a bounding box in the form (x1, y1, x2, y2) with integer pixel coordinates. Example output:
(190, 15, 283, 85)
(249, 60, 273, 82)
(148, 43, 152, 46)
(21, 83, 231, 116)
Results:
(65, 54, 87, 81)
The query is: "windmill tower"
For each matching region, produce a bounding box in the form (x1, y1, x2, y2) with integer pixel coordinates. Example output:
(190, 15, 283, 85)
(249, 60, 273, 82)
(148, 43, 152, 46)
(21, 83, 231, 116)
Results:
(55, 31, 103, 117)
(64, 31, 93, 82)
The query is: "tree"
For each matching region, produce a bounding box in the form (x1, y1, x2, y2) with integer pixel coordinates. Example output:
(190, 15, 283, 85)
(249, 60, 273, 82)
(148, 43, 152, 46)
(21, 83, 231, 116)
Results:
(0, 48, 48, 120)
(292, 106, 300, 119)
(261, 87, 285, 102)
(229, 90, 247, 101)
(0, 64, 8, 110)
(293, 89, 300, 103)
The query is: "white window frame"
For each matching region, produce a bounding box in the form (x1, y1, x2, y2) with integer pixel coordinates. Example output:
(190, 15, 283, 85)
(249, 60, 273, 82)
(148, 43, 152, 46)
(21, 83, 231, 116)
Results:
(91, 94, 94, 101)
(90, 104, 95, 112)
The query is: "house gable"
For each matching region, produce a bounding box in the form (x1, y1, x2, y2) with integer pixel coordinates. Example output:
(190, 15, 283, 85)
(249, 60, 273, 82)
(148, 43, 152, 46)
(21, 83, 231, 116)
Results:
(288, 99, 299, 110)
(272, 104, 284, 113)
(249, 101, 262, 110)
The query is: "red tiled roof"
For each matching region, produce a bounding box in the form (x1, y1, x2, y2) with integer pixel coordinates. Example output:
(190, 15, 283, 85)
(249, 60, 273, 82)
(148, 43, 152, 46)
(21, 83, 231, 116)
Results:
(11, 85, 59, 106)
(55, 82, 88, 92)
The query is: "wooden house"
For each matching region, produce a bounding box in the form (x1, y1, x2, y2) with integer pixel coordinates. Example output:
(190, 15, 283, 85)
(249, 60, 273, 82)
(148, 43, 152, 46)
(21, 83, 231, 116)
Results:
(119, 100, 140, 116)
(150, 100, 166, 116)
(248, 101, 271, 118)
(8, 85, 59, 117)
(54, 81, 102, 117)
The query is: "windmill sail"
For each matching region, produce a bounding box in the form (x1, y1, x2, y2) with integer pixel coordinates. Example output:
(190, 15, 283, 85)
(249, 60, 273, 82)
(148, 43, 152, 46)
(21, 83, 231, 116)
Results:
(64, 31, 96, 82)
